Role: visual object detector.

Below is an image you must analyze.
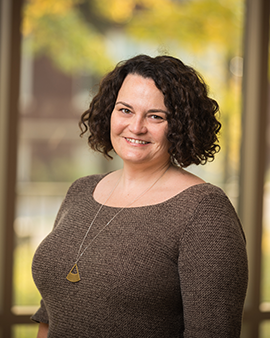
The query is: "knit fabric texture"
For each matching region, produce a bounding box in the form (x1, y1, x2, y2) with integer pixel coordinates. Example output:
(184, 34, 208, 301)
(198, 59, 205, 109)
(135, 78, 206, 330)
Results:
(31, 174, 248, 337)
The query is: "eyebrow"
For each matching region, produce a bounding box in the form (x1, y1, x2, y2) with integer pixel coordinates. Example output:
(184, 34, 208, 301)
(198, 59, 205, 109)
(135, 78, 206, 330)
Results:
(115, 101, 168, 115)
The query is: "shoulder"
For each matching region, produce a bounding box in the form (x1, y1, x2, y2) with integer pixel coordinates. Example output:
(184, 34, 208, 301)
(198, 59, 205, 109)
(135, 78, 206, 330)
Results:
(178, 182, 233, 212)
(65, 174, 108, 198)
(169, 182, 231, 212)
(52, 174, 108, 225)
(191, 183, 236, 215)
(182, 183, 238, 221)
(182, 182, 225, 198)
(180, 183, 246, 243)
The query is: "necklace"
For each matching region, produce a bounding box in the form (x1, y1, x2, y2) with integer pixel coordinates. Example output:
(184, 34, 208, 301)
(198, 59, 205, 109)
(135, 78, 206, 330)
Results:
(66, 165, 170, 283)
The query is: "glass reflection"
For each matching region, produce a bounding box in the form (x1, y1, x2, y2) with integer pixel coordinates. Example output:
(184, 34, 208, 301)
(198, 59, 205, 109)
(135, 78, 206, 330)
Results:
(14, 0, 244, 308)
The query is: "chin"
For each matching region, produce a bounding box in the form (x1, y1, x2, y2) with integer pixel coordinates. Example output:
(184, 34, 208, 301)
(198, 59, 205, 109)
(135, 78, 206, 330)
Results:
(123, 157, 147, 164)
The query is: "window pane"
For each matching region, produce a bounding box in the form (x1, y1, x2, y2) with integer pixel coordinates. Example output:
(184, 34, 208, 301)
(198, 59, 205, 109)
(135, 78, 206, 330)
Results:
(261, 179, 270, 305)
(14, 0, 244, 313)
(12, 325, 38, 338)
(13, 193, 66, 306)
(261, 38, 270, 307)
(260, 321, 270, 338)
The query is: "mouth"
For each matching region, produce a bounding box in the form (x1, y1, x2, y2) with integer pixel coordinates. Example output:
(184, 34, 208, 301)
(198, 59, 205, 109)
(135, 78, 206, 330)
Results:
(125, 137, 150, 145)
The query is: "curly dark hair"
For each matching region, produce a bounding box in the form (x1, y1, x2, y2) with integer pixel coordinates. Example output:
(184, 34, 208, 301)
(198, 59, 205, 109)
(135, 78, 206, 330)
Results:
(79, 54, 221, 168)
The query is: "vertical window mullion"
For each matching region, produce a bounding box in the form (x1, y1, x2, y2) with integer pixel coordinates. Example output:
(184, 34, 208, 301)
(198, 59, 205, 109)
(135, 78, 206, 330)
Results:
(0, 0, 23, 335)
(240, 0, 270, 336)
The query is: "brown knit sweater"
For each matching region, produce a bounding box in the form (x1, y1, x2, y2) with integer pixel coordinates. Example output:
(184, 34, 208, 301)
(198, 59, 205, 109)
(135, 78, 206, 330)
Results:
(31, 174, 248, 337)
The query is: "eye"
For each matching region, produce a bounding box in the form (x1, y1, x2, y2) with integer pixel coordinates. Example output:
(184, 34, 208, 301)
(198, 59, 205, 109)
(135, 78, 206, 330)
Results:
(149, 114, 165, 121)
(120, 108, 131, 114)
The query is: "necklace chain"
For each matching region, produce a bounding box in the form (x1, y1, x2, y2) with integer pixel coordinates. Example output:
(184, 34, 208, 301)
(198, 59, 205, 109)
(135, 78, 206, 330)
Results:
(75, 176, 122, 263)
(66, 165, 170, 282)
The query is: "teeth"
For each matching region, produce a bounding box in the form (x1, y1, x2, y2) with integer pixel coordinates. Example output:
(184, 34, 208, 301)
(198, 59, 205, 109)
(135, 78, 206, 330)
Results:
(126, 138, 148, 144)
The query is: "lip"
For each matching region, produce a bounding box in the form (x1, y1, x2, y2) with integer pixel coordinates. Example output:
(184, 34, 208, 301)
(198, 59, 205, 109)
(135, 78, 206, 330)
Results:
(124, 137, 150, 145)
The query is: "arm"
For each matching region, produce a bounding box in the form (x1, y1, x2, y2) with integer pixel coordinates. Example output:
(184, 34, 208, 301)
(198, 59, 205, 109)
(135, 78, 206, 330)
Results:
(178, 193, 248, 338)
(37, 323, 49, 338)
(31, 300, 49, 335)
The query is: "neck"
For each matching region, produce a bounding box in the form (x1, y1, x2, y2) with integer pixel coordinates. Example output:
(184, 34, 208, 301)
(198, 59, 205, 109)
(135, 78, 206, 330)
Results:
(119, 161, 171, 189)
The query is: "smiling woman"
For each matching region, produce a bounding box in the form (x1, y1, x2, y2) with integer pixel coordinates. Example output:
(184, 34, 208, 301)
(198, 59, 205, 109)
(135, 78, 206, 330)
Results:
(31, 55, 248, 338)
(110, 74, 170, 168)
(80, 54, 221, 168)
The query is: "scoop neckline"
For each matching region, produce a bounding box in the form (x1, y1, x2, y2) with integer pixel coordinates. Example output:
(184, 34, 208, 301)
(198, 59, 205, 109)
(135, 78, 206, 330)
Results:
(90, 173, 211, 210)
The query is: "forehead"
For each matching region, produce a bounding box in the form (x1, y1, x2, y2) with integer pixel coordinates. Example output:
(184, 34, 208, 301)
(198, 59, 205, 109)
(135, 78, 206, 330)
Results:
(120, 73, 155, 89)
(117, 74, 165, 105)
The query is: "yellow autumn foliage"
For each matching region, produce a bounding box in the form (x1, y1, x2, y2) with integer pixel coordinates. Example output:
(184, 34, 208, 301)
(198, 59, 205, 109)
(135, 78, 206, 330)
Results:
(22, 0, 113, 75)
(23, 0, 83, 35)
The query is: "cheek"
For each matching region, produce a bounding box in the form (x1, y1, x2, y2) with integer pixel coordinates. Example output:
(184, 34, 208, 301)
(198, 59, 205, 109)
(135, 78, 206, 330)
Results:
(110, 112, 118, 135)
(160, 129, 171, 151)
(110, 113, 123, 143)
(155, 125, 169, 144)
(111, 112, 127, 134)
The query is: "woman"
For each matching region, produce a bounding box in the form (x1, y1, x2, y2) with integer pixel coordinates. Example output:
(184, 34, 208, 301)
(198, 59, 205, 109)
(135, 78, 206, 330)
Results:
(32, 55, 248, 337)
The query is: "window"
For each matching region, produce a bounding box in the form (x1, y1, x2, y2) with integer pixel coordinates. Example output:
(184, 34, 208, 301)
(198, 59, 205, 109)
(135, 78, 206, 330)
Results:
(0, 0, 269, 337)
(239, 0, 270, 337)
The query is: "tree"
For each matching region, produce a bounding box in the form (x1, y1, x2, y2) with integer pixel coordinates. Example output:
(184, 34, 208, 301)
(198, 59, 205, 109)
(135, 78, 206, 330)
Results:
(23, 0, 114, 75)
(23, 0, 243, 75)
(22, 0, 244, 190)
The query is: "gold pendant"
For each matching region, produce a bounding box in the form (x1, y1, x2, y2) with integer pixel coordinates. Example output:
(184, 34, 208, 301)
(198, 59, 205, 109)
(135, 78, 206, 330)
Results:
(66, 263, 81, 282)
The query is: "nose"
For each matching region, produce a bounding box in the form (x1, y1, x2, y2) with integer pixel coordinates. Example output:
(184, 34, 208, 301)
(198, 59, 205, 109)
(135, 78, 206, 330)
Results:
(129, 115, 147, 134)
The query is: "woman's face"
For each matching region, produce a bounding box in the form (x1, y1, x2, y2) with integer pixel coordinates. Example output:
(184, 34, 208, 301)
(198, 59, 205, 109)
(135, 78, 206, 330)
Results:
(110, 74, 171, 167)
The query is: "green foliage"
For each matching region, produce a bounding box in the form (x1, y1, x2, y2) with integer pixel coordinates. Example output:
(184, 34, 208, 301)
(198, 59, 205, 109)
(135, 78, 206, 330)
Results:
(13, 243, 41, 306)
(21, 0, 246, 189)
(262, 229, 270, 303)
(12, 325, 38, 338)
(23, 0, 113, 75)
(260, 320, 270, 338)
(126, 0, 243, 54)
(23, 0, 244, 74)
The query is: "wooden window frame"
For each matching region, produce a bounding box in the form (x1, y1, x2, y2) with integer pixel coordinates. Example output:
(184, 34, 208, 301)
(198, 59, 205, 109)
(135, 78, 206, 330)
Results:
(0, 0, 269, 337)
(240, 0, 270, 336)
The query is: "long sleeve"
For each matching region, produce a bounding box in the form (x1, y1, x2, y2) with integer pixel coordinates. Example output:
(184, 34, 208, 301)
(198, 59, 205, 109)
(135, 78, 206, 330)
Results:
(31, 177, 247, 337)
(178, 192, 248, 337)
(31, 299, 49, 324)
(30, 179, 83, 324)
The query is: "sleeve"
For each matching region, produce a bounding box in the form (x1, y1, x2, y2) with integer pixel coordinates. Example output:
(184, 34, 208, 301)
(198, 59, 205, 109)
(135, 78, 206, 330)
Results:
(178, 192, 248, 338)
(30, 180, 80, 324)
(30, 175, 100, 325)
(30, 299, 49, 324)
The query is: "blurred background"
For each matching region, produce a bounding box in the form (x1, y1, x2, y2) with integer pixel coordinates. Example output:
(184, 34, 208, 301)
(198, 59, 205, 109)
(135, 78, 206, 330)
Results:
(0, 0, 269, 337)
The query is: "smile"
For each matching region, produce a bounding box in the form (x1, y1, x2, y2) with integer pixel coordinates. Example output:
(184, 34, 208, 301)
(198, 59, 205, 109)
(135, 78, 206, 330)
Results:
(125, 137, 149, 145)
